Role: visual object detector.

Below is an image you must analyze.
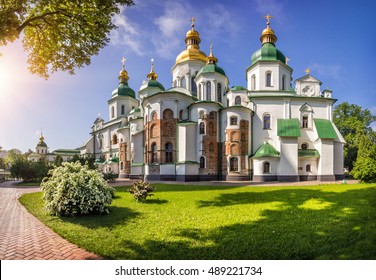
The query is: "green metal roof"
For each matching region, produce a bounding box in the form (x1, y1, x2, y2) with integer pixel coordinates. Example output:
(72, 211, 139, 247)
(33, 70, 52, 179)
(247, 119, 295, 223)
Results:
(144, 79, 165, 91)
(251, 42, 286, 65)
(252, 142, 280, 158)
(277, 119, 301, 137)
(314, 119, 337, 139)
(230, 85, 247, 91)
(53, 149, 80, 155)
(197, 64, 226, 76)
(298, 149, 320, 158)
(37, 141, 47, 147)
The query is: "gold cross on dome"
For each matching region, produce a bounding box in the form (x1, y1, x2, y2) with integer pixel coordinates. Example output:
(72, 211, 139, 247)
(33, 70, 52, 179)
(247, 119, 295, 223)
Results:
(264, 14, 274, 26)
(121, 57, 126, 68)
(305, 68, 311, 74)
(190, 17, 195, 28)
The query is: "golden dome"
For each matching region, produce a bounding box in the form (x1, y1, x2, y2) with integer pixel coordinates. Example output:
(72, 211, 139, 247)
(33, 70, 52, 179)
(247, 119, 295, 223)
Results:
(118, 57, 129, 82)
(175, 17, 207, 64)
(260, 14, 277, 45)
(206, 43, 218, 64)
(147, 58, 158, 80)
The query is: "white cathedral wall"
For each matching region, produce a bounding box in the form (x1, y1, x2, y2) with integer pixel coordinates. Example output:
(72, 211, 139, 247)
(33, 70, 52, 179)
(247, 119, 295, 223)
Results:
(333, 141, 344, 175)
(253, 158, 279, 176)
(247, 63, 292, 91)
(171, 60, 205, 89)
(132, 132, 144, 163)
(317, 139, 334, 176)
(278, 138, 299, 176)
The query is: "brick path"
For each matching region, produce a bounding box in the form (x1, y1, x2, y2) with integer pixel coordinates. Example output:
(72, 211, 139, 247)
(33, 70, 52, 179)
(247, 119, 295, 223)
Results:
(0, 181, 102, 260)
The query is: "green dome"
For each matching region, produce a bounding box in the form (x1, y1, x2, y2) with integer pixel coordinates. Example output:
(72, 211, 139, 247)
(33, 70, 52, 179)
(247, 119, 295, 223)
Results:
(145, 79, 165, 91)
(197, 64, 226, 77)
(113, 82, 136, 98)
(251, 43, 286, 65)
(37, 141, 47, 147)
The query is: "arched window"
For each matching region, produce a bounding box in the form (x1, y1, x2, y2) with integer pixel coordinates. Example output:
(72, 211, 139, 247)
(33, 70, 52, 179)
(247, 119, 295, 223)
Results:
(251, 74, 256, 90)
(163, 109, 173, 119)
(151, 111, 157, 120)
(282, 75, 286, 90)
(111, 106, 115, 118)
(263, 162, 271, 173)
(181, 76, 186, 89)
(200, 156, 205, 168)
(235, 96, 241, 105)
(151, 143, 157, 163)
(306, 164, 311, 172)
(266, 72, 272, 87)
(191, 77, 197, 95)
(112, 134, 118, 144)
(120, 162, 124, 170)
(217, 83, 222, 102)
(263, 114, 271, 129)
(121, 105, 125, 115)
(165, 143, 173, 163)
(230, 157, 238, 172)
(199, 122, 205, 134)
(179, 109, 184, 120)
(206, 81, 212, 101)
(302, 115, 308, 128)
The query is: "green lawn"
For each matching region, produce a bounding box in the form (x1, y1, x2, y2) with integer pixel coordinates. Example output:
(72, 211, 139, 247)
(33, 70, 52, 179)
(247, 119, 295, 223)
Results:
(19, 183, 376, 260)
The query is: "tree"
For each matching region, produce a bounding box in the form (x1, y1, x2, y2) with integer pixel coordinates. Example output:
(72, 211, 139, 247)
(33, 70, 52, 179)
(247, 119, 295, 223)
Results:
(333, 102, 376, 170)
(53, 154, 63, 166)
(0, 0, 134, 78)
(351, 132, 376, 183)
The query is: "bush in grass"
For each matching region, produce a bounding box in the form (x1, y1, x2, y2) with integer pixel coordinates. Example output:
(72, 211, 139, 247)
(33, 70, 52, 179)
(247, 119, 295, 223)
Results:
(40, 161, 115, 216)
(129, 180, 155, 202)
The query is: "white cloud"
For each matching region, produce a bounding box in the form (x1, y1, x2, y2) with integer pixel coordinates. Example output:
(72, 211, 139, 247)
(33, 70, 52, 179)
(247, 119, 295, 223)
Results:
(110, 7, 144, 56)
(255, 0, 285, 21)
(309, 63, 342, 80)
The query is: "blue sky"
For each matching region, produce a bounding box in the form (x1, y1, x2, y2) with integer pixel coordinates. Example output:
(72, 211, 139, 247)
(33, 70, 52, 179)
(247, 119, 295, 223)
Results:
(0, 0, 375, 152)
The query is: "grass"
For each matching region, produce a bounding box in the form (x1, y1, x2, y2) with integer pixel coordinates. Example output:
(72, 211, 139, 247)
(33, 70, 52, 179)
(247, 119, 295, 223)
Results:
(19, 183, 376, 260)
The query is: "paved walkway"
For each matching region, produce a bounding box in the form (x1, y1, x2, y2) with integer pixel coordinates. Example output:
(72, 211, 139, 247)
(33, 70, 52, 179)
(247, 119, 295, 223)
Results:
(0, 181, 101, 260)
(0, 178, 357, 260)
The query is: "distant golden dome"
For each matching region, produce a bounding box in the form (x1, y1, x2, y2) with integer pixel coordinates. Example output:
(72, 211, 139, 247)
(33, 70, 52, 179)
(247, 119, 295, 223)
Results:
(118, 57, 129, 82)
(175, 17, 207, 64)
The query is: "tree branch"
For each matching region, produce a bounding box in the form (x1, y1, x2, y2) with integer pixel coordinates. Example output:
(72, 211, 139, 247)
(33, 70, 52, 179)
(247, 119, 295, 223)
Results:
(17, 10, 65, 33)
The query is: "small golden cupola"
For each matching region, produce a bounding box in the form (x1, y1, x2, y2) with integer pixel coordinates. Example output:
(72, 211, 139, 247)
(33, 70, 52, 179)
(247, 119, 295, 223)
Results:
(260, 14, 277, 45)
(175, 17, 207, 64)
(118, 57, 129, 83)
(147, 58, 158, 80)
(206, 43, 218, 64)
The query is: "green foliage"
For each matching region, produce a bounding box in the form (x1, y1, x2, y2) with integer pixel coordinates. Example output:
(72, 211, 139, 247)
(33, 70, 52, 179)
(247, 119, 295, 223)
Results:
(351, 133, 376, 183)
(0, 0, 134, 78)
(53, 155, 63, 166)
(334, 102, 376, 170)
(9, 156, 51, 182)
(68, 153, 96, 169)
(129, 180, 155, 202)
(103, 171, 116, 182)
(40, 161, 115, 216)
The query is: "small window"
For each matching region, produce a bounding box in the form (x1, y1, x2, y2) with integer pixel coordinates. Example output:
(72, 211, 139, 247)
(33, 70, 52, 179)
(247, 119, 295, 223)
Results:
(301, 143, 308, 150)
(179, 110, 184, 120)
(181, 76, 186, 89)
(165, 143, 173, 163)
(111, 106, 115, 118)
(151, 111, 157, 120)
(230, 157, 238, 172)
(235, 96, 241, 105)
(230, 117, 238, 125)
(302, 116, 308, 128)
(251, 74, 256, 90)
(200, 156, 205, 168)
(217, 83, 222, 102)
(120, 162, 124, 170)
(191, 77, 197, 95)
(121, 105, 125, 115)
(112, 134, 118, 145)
(163, 109, 173, 120)
(266, 72, 272, 87)
(263, 162, 271, 174)
(263, 114, 271, 129)
(151, 143, 157, 163)
(199, 122, 205, 134)
(306, 164, 311, 172)
(282, 75, 286, 90)
(206, 81, 212, 101)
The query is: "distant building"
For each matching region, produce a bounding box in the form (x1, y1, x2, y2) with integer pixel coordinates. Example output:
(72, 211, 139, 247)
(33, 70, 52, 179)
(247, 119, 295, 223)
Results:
(81, 16, 345, 182)
(28, 134, 80, 163)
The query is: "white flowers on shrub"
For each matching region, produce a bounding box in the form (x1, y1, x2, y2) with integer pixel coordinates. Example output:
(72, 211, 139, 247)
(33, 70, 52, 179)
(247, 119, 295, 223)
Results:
(41, 161, 115, 216)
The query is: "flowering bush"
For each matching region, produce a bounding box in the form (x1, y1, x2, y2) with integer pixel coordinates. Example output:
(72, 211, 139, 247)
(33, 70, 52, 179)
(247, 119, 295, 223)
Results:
(129, 180, 155, 202)
(41, 161, 115, 216)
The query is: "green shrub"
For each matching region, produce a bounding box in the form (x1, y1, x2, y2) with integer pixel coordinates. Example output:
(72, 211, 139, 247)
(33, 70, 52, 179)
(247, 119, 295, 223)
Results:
(40, 161, 115, 216)
(103, 171, 116, 182)
(129, 180, 155, 202)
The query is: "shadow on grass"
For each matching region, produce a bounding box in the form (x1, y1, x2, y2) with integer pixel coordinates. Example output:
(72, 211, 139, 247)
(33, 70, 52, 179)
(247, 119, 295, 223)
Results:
(60, 206, 141, 229)
(120, 187, 376, 260)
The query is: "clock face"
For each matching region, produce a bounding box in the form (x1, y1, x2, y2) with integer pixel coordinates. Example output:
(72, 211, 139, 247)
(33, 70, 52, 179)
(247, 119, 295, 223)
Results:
(302, 84, 315, 96)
